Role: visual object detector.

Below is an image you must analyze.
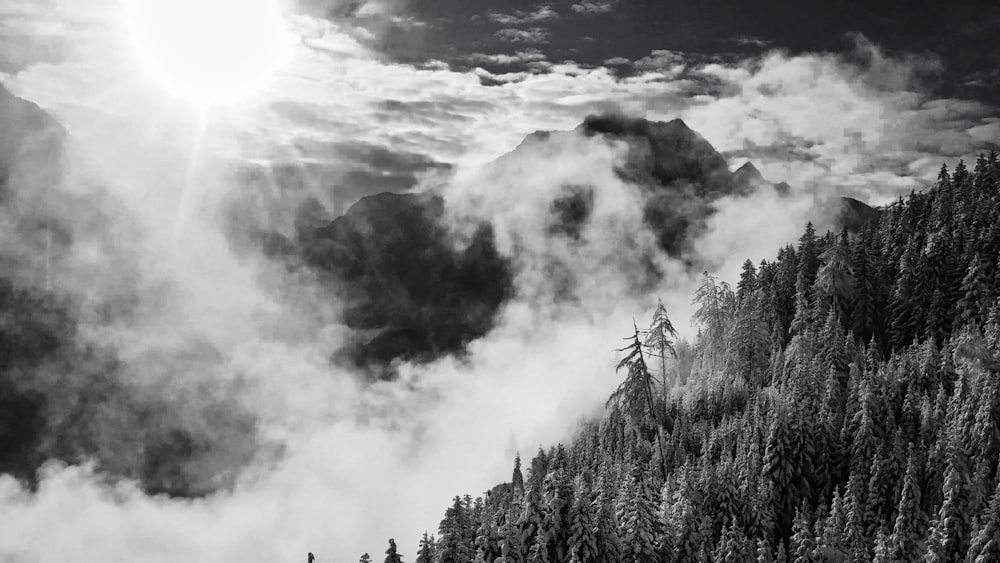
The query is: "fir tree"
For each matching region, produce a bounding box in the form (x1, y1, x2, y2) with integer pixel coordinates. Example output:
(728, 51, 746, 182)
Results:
(756, 539, 774, 563)
(789, 504, 819, 563)
(416, 532, 436, 563)
(512, 454, 525, 495)
(887, 447, 922, 562)
(609, 325, 668, 480)
(384, 539, 403, 563)
(956, 252, 991, 330)
(644, 298, 680, 394)
(965, 480, 1000, 563)
(566, 475, 598, 563)
(617, 467, 661, 563)
(692, 272, 736, 373)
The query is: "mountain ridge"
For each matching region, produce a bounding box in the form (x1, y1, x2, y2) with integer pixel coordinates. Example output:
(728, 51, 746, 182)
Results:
(287, 113, 879, 371)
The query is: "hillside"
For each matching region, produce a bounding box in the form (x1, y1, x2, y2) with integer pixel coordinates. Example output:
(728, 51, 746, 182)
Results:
(399, 154, 1000, 562)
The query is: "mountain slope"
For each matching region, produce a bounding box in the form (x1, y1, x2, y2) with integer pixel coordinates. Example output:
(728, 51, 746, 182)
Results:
(410, 152, 1000, 563)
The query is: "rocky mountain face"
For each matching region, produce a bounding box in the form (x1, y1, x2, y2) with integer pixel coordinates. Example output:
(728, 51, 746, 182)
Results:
(284, 113, 874, 372)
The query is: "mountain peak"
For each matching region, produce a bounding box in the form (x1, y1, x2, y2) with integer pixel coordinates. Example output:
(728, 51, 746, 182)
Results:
(732, 161, 765, 189)
(665, 117, 693, 131)
(735, 161, 761, 177)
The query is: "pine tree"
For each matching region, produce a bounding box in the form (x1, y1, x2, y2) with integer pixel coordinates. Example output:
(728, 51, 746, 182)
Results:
(798, 222, 821, 290)
(609, 326, 668, 480)
(617, 467, 660, 563)
(566, 475, 598, 563)
(843, 469, 869, 562)
(956, 252, 991, 330)
(713, 523, 752, 562)
(593, 471, 622, 563)
(517, 482, 544, 562)
(416, 532, 436, 563)
(728, 288, 770, 388)
(817, 487, 847, 560)
(756, 539, 774, 563)
(965, 480, 1000, 563)
(645, 297, 679, 395)
(789, 504, 818, 563)
(925, 460, 973, 562)
(871, 529, 890, 563)
(816, 242, 855, 323)
(775, 543, 788, 563)
(384, 539, 403, 563)
(440, 496, 473, 563)
(692, 272, 736, 373)
(512, 454, 525, 495)
(538, 467, 571, 563)
(888, 447, 922, 562)
(762, 402, 797, 542)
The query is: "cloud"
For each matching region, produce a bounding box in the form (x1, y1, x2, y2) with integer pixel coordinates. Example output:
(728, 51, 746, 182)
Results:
(603, 56, 631, 66)
(728, 35, 773, 48)
(467, 48, 548, 66)
(633, 49, 687, 72)
(295, 0, 408, 18)
(570, 0, 618, 16)
(487, 5, 559, 26)
(1, 3, 999, 561)
(494, 27, 551, 44)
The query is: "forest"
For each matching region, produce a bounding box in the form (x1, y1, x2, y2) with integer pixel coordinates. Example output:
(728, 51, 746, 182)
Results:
(362, 152, 1000, 563)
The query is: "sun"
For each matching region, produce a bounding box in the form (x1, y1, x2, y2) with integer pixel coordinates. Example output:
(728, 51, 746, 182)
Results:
(122, 0, 294, 104)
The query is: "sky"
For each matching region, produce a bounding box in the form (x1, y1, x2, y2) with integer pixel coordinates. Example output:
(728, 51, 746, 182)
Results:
(0, 0, 998, 561)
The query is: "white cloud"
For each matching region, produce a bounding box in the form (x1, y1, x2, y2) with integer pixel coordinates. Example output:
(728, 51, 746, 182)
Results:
(603, 56, 631, 66)
(487, 4, 558, 26)
(633, 49, 687, 73)
(570, 0, 618, 15)
(467, 48, 547, 66)
(494, 27, 551, 44)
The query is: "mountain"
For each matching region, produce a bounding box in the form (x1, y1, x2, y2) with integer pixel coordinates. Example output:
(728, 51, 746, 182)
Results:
(732, 161, 765, 192)
(836, 195, 882, 232)
(299, 191, 512, 375)
(285, 113, 837, 372)
(577, 114, 735, 196)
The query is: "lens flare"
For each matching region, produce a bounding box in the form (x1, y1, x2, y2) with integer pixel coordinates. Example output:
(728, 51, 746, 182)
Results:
(122, 0, 293, 104)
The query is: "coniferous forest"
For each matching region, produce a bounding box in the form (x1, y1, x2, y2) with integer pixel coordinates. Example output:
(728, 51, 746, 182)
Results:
(377, 154, 1000, 563)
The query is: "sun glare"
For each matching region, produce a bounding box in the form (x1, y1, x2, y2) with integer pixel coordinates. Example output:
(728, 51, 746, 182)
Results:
(122, 0, 293, 104)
